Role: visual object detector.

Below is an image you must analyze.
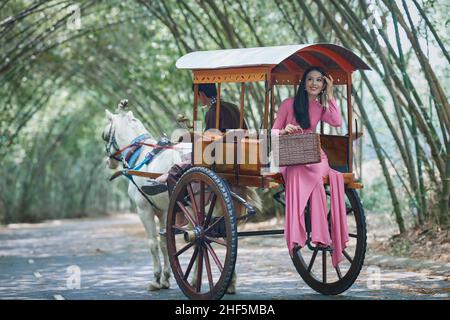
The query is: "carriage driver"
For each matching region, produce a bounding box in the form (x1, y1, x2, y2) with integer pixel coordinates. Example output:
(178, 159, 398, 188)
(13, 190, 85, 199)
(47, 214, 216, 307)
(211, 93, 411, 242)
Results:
(141, 83, 247, 196)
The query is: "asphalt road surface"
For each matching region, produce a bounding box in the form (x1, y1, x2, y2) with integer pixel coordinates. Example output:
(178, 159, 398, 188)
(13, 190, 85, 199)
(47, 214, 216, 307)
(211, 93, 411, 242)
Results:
(0, 214, 448, 300)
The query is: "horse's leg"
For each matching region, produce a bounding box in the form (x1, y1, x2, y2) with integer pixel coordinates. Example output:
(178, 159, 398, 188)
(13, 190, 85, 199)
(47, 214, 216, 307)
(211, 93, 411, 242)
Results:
(137, 204, 162, 291)
(156, 210, 171, 289)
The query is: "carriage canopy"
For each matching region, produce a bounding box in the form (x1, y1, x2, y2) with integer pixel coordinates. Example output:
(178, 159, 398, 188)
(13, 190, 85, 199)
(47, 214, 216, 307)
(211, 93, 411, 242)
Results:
(176, 44, 371, 176)
(176, 43, 371, 85)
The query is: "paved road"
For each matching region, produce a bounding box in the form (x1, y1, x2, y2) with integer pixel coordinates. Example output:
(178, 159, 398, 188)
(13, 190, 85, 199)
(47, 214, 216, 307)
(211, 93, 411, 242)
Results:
(0, 214, 448, 300)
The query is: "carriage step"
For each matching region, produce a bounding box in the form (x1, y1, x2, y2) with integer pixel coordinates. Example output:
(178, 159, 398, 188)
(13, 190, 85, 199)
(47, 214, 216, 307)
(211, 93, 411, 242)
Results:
(229, 191, 257, 217)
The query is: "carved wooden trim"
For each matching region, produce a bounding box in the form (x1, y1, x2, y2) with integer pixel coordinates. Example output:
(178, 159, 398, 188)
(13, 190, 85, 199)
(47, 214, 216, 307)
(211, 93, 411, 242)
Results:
(193, 67, 270, 83)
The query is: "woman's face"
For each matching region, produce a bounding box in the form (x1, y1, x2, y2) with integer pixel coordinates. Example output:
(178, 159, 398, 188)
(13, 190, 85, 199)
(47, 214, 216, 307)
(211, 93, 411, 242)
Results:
(305, 70, 325, 97)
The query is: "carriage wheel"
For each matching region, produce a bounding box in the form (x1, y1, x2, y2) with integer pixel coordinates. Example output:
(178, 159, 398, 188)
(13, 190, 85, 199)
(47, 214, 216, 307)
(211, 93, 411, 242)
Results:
(166, 167, 237, 300)
(291, 188, 367, 295)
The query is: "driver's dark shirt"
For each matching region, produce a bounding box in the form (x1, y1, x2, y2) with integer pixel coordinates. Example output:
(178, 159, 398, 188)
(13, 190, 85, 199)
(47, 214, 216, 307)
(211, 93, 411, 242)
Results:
(205, 100, 248, 131)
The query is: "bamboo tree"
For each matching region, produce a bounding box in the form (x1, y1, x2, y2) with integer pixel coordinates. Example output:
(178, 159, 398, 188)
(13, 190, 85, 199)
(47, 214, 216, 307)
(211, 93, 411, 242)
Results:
(411, 0, 450, 65)
(354, 89, 405, 232)
(391, 4, 427, 222)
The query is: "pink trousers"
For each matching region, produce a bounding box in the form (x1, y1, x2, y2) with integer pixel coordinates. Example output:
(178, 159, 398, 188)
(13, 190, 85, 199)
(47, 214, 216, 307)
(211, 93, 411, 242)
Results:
(282, 150, 349, 267)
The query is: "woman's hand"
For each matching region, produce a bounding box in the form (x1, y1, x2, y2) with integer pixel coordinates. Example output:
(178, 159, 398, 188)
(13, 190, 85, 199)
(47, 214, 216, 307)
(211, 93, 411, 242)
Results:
(281, 124, 303, 134)
(324, 74, 334, 100)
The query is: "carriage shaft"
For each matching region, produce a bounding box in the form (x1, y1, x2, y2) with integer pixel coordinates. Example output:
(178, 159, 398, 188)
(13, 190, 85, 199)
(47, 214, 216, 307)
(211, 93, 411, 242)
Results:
(237, 229, 284, 237)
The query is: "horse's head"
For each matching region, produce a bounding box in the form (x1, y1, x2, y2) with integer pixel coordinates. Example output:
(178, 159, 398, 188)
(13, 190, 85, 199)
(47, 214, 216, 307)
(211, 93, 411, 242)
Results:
(102, 100, 154, 169)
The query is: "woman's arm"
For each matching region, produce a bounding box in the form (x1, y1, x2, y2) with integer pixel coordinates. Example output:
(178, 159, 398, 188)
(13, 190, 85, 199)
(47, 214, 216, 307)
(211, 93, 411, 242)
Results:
(321, 98, 342, 127)
(272, 98, 292, 135)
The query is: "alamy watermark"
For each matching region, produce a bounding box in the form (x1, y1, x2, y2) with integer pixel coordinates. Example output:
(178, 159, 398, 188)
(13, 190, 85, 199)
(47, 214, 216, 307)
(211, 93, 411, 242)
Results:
(67, 4, 81, 30)
(66, 265, 81, 289)
(366, 266, 381, 290)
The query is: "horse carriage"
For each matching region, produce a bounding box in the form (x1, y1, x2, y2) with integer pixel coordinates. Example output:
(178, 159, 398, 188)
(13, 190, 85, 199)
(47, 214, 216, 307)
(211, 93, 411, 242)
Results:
(105, 43, 370, 300)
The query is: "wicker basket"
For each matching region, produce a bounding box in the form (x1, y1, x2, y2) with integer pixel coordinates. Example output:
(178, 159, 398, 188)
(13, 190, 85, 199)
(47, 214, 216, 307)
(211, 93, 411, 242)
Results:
(272, 132, 321, 167)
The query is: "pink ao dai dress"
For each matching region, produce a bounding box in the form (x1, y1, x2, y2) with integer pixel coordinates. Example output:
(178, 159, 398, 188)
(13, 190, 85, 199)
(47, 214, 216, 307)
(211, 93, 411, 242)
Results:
(272, 97, 349, 267)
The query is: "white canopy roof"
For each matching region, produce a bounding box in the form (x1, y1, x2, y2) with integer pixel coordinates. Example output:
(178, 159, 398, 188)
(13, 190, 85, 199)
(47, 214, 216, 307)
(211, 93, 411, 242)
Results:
(176, 44, 306, 70)
(176, 43, 371, 71)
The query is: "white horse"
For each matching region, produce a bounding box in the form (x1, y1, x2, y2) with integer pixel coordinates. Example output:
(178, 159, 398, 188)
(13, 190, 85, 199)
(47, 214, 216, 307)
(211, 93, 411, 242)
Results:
(102, 104, 182, 291)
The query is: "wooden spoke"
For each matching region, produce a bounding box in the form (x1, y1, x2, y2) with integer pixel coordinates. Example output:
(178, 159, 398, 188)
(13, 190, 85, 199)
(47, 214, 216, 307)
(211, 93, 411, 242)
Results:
(203, 193, 217, 228)
(196, 246, 204, 292)
(205, 241, 223, 272)
(308, 246, 320, 273)
(205, 236, 227, 246)
(206, 188, 215, 203)
(183, 246, 199, 281)
(199, 181, 205, 223)
(343, 249, 353, 264)
(349, 233, 357, 238)
(203, 246, 214, 290)
(331, 252, 343, 279)
(204, 216, 224, 234)
(335, 265, 343, 280)
(187, 182, 199, 223)
(322, 250, 327, 283)
(176, 201, 197, 227)
(174, 241, 195, 257)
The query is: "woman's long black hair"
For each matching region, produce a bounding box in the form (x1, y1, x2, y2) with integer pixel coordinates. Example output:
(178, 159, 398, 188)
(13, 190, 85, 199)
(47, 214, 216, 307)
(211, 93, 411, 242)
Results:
(293, 66, 327, 129)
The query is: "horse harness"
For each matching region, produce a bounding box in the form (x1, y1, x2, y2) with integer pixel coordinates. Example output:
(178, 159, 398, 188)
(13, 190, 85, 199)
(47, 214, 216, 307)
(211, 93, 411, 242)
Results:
(105, 127, 174, 209)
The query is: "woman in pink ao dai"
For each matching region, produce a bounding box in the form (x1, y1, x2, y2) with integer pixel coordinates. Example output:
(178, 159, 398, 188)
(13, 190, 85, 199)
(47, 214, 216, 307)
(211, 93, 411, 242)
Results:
(272, 66, 349, 267)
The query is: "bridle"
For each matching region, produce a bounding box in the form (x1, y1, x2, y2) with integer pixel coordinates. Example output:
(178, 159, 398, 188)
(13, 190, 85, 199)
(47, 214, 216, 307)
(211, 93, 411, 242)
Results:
(104, 120, 121, 162)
